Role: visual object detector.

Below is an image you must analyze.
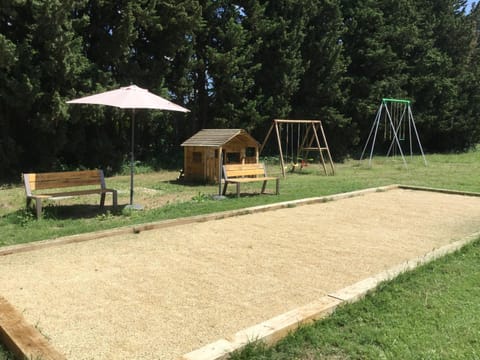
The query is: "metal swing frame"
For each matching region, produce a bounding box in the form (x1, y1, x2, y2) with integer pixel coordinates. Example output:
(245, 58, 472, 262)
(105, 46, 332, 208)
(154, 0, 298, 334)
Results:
(360, 98, 427, 167)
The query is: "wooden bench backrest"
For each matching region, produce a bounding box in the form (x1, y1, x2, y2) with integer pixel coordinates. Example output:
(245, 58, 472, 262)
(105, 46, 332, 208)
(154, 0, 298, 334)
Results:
(23, 170, 105, 194)
(223, 163, 267, 179)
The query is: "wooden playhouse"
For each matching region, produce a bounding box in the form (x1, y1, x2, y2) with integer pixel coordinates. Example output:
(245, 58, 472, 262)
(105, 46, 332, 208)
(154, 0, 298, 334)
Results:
(181, 129, 260, 183)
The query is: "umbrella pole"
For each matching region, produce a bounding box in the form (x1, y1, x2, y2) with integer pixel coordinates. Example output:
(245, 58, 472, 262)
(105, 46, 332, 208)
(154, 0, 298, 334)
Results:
(126, 109, 143, 210)
(130, 109, 135, 205)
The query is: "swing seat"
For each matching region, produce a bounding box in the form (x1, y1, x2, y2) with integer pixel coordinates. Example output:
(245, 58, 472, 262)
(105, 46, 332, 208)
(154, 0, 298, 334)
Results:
(289, 163, 299, 172)
(290, 159, 310, 172)
(291, 162, 303, 171)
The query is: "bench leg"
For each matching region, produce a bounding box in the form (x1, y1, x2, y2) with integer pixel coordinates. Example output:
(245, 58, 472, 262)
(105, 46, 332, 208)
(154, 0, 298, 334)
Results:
(236, 183, 241, 198)
(35, 198, 42, 219)
(112, 190, 118, 211)
(222, 182, 228, 196)
(261, 180, 267, 194)
(100, 193, 106, 208)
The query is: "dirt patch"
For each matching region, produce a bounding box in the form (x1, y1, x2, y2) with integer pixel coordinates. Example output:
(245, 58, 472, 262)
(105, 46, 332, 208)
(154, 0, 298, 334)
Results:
(1, 189, 480, 359)
(131, 189, 193, 210)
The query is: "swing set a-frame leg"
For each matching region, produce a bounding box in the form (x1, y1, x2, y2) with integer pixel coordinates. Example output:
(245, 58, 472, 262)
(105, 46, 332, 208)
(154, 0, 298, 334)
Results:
(360, 105, 382, 166)
(318, 122, 335, 175)
(383, 103, 408, 168)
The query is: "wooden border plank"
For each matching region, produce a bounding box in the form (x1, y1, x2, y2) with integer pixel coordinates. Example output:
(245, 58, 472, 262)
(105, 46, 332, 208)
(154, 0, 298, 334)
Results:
(228, 296, 342, 347)
(328, 277, 380, 303)
(0, 296, 65, 360)
(398, 184, 480, 197)
(180, 339, 236, 360)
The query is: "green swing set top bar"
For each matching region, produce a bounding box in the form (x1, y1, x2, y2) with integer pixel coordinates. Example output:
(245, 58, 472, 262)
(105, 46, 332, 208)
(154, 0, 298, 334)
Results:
(382, 98, 411, 104)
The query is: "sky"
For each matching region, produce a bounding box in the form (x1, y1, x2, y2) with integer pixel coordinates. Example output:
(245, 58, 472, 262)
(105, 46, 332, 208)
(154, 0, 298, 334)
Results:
(466, 0, 477, 12)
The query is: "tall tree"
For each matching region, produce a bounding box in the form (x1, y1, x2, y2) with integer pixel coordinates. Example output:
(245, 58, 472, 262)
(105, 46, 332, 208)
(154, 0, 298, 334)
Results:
(341, 0, 417, 150)
(408, 0, 478, 151)
(120, 0, 201, 162)
(2, 0, 480, 181)
(253, 0, 313, 120)
(293, 0, 352, 158)
(340, 0, 478, 153)
(0, 1, 21, 179)
(0, 0, 91, 178)
(188, 1, 263, 134)
(460, 2, 480, 149)
(68, 0, 200, 168)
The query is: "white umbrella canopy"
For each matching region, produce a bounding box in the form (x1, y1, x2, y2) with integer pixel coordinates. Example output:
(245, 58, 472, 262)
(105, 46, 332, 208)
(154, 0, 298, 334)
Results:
(67, 84, 189, 208)
(67, 84, 189, 111)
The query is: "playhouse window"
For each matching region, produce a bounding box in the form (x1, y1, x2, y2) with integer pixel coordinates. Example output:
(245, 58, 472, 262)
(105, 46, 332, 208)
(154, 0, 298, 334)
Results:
(246, 147, 256, 157)
(226, 152, 240, 163)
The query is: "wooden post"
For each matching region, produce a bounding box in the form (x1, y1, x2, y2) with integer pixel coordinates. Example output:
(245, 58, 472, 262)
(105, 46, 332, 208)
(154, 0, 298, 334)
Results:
(319, 122, 335, 175)
(311, 124, 328, 175)
(218, 147, 223, 194)
(259, 123, 274, 154)
(274, 121, 286, 178)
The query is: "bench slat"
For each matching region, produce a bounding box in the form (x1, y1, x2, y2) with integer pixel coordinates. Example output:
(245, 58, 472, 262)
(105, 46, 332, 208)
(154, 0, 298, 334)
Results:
(225, 169, 265, 177)
(32, 189, 116, 198)
(227, 177, 278, 183)
(25, 170, 101, 190)
(223, 164, 265, 170)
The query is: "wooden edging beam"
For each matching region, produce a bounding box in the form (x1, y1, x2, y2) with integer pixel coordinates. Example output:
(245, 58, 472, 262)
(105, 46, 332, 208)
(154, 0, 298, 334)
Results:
(0, 297, 66, 360)
(398, 184, 480, 197)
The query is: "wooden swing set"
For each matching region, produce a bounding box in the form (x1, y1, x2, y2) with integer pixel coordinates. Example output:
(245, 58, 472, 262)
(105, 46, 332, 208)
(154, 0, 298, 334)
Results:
(260, 119, 335, 178)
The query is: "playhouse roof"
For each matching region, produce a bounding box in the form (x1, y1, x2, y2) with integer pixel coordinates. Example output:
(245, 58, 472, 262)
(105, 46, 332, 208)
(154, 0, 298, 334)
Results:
(181, 129, 259, 148)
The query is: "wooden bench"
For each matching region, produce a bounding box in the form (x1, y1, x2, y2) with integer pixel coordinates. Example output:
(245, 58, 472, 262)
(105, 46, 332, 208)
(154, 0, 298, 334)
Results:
(222, 163, 279, 198)
(22, 170, 118, 218)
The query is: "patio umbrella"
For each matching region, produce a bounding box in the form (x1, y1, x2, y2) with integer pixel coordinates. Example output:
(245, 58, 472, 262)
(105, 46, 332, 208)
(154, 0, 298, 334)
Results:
(67, 84, 189, 208)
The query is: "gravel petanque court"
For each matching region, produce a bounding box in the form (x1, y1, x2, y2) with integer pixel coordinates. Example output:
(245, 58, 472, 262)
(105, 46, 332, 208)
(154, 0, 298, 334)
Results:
(1, 188, 480, 359)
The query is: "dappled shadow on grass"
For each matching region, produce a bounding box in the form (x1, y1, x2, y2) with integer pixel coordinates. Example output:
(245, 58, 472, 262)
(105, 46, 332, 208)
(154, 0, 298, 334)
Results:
(41, 204, 119, 220)
(221, 192, 280, 199)
(3, 204, 119, 224)
(165, 178, 215, 187)
(287, 169, 320, 176)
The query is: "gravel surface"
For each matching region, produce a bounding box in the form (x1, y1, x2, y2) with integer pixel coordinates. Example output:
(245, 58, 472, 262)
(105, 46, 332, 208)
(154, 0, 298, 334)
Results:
(1, 189, 480, 359)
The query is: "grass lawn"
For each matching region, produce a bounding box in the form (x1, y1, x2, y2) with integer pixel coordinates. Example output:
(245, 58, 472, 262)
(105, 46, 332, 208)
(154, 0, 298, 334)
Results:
(0, 151, 480, 358)
(1, 152, 479, 247)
